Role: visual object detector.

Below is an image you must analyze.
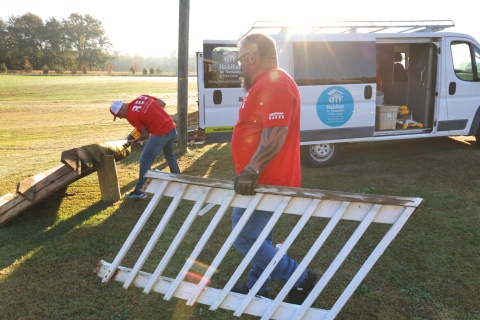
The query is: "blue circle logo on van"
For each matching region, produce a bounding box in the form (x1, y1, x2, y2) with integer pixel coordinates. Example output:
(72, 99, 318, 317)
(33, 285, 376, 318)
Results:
(316, 86, 354, 127)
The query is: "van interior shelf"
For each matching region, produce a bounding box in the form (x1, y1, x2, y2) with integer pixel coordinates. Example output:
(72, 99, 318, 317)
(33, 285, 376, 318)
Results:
(240, 20, 455, 38)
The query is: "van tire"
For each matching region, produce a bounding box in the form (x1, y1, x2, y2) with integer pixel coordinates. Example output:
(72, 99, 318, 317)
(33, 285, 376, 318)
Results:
(301, 143, 340, 167)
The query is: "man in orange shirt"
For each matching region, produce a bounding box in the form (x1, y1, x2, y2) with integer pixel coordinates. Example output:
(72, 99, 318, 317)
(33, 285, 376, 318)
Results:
(110, 95, 180, 199)
(231, 33, 317, 304)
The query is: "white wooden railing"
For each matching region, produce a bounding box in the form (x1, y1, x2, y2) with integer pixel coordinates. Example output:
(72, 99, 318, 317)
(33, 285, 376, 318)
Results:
(96, 171, 422, 319)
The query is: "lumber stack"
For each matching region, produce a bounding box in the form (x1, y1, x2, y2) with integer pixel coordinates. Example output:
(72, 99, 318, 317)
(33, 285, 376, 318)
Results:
(0, 140, 131, 226)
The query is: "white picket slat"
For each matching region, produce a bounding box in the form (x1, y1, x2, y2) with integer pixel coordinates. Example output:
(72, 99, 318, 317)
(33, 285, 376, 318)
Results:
(123, 183, 188, 289)
(164, 190, 236, 300)
(318, 206, 416, 320)
(186, 192, 265, 306)
(144, 185, 210, 294)
(101, 179, 169, 283)
(260, 200, 350, 320)
(209, 195, 292, 311)
(233, 198, 320, 317)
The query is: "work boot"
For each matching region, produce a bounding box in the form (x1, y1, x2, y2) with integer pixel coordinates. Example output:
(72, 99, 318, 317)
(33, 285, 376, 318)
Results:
(231, 283, 270, 298)
(287, 269, 318, 304)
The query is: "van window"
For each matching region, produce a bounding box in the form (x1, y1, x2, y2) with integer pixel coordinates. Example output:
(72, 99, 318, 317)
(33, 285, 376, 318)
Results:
(451, 41, 480, 82)
(293, 41, 376, 86)
(393, 52, 408, 82)
(203, 44, 241, 88)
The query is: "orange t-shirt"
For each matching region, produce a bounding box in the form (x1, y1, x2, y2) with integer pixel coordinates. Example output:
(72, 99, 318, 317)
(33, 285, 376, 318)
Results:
(126, 95, 175, 136)
(231, 68, 301, 187)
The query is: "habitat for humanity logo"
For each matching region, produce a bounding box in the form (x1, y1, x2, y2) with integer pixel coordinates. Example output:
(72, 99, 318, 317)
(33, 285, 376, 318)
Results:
(218, 50, 240, 77)
(328, 89, 344, 104)
(316, 86, 354, 127)
(223, 51, 237, 63)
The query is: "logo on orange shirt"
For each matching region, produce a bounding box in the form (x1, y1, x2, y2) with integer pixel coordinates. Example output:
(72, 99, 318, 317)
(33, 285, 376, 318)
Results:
(132, 105, 142, 112)
(269, 112, 285, 120)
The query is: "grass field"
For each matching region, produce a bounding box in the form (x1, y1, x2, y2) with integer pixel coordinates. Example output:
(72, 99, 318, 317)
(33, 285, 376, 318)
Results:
(1, 75, 479, 319)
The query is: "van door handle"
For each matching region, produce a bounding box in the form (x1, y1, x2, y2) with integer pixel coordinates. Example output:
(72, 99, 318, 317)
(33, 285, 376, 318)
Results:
(213, 90, 222, 104)
(365, 85, 373, 99)
(448, 82, 456, 95)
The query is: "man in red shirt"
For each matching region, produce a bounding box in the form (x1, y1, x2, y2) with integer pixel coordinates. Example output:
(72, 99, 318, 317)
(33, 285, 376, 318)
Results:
(231, 33, 317, 304)
(110, 95, 180, 199)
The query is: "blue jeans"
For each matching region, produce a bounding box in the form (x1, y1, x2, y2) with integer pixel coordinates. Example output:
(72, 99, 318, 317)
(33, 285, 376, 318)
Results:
(135, 128, 180, 192)
(232, 207, 306, 293)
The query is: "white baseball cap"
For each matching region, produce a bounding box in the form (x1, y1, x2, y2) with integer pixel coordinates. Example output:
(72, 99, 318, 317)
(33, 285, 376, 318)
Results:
(110, 101, 124, 121)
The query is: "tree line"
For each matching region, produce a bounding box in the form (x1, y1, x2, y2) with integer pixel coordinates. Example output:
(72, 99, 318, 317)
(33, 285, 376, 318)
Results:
(0, 12, 197, 74)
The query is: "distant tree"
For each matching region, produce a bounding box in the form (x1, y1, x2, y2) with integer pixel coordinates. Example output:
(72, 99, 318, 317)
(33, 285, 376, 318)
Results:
(109, 54, 130, 71)
(110, 53, 196, 74)
(1, 13, 114, 72)
(63, 13, 113, 71)
(0, 19, 8, 68)
(129, 65, 135, 75)
(23, 57, 32, 72)
(188, 52, 197, 73)
(80, 62, 87, 74)
(43, 17, 72, 71)
(142, 67, 147, 75)
(168, 51, 178, 73)
(0, 63, 7, 73)
(58, 51, 77, 72)
(131, 55, 145, 71)
(7, 13, 44, 70)
(0, 13, 203, 74)
(53, 65, 64, 74)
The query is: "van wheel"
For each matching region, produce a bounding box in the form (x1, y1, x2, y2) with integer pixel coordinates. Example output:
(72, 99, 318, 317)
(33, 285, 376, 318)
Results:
(301, 143, 340, 167)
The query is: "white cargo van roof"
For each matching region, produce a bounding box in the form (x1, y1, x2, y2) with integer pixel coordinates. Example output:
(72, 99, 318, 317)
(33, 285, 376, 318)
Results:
(240, 20, 455, 38)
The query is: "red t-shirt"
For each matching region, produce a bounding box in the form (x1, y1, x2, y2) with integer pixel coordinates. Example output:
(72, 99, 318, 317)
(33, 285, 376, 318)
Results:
(126, 95, 175, 136)
(231, 68, 301, 187)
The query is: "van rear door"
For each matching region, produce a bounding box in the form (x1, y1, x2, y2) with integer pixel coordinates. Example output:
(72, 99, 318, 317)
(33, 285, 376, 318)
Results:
(198, 41, 243, 143)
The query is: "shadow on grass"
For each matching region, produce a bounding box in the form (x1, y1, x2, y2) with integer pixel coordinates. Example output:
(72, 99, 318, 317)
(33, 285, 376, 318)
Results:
(337, 136, 477, 167)
(0, 188, 111, 270)
(115, 142, 234, 194)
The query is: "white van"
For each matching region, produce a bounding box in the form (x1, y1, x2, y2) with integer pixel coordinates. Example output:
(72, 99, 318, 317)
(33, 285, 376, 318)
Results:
(196, 20, 480, 166)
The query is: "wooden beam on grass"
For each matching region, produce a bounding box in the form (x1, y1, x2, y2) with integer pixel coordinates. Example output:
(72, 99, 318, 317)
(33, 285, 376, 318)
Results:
(0, 140, 131, 226)
(17, 165, 73, 201)
(0, 164, 81, 225)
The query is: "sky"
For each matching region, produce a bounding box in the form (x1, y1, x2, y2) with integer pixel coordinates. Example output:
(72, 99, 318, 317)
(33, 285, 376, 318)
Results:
(1, 0, 479, 58)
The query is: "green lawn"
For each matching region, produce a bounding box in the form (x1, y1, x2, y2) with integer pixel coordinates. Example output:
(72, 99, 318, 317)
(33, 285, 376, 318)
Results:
(0, 75, 479, 319)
